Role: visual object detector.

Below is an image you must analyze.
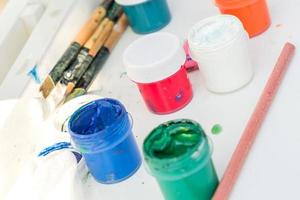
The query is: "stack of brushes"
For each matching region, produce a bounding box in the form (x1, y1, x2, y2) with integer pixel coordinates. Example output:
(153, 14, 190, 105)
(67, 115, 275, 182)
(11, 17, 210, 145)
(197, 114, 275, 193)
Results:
(39, 0, 128, 106)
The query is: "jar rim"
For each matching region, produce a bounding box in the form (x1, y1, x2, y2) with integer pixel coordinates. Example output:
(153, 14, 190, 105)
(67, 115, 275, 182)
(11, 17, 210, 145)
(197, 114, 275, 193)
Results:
(68, 99, 126, 137)
(115, 0, 148, 6)
(215, 0, 258, 9)
(68, 98, 131, 153)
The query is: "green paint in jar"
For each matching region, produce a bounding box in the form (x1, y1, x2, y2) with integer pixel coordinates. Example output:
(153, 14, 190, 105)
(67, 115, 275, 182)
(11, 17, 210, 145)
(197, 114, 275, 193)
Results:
(143, 119, 219, 200)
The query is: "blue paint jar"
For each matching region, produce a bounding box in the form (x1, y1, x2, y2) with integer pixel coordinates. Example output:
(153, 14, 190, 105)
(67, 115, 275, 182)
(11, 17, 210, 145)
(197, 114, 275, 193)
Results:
(68, 98, 141, 184)
(115, 0, 171, 34)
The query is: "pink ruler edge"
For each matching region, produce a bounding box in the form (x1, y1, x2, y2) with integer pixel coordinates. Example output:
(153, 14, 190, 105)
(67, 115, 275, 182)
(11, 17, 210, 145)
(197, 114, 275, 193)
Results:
(213, 42, 296, 200)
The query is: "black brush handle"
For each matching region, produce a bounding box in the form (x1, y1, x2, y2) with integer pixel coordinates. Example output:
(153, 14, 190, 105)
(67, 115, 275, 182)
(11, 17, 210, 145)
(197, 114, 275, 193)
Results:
(49, 42, 81, 84)
(61, 48, 94, 85)
(64, 47, 110, 103)
(77, 47, 110, 89)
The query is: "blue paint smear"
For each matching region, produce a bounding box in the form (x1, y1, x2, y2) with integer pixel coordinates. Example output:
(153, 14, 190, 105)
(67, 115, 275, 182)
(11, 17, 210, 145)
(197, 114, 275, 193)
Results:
(27, 65, 41, 84)
(38, 142, 72, 157)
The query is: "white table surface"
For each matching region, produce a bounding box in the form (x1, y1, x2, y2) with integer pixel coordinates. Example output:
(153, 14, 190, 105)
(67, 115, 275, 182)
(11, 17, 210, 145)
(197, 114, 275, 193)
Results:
(231, 0, 300, 199)
(0, 0, 297, 199)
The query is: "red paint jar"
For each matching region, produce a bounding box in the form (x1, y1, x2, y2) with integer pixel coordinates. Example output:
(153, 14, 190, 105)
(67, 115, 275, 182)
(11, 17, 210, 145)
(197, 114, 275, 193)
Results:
(136, 66, 193, 114)
(123, 32, 193, 114)
(214, 0, 271, 37)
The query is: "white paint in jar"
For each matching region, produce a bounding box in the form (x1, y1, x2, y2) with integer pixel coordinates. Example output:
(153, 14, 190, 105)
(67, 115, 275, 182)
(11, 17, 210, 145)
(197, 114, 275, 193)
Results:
(188, 15, 254, 93)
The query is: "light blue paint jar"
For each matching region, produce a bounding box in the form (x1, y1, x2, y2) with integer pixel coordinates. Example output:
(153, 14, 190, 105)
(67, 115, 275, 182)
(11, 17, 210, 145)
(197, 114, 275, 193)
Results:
(115, 0, 171, 34)
(68, 98, 141, 184)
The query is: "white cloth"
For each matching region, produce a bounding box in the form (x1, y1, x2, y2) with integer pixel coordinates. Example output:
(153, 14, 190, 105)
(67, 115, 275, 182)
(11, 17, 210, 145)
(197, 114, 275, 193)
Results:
(5, 150, 88, 200)
(3, 97, 90, 200)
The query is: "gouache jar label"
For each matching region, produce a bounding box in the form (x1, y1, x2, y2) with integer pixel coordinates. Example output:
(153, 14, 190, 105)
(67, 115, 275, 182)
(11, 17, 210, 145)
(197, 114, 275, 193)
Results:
(136, 67, 193, 114)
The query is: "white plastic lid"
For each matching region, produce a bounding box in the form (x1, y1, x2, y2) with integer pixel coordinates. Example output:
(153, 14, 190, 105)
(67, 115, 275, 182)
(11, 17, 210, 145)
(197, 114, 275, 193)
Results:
(123, 32, 185, 83)
(188, 15, 244, 52)
(115, 0, 148, 6)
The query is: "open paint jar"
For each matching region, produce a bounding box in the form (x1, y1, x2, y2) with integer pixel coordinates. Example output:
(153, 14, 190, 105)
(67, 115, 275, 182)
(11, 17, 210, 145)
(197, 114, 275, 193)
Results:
(188, 15, 253, 93)
(68, 98, 141, 184)
(115, 0, 171, 34)
(143, 119, 219, 200)
(124, 32, 193, 114)
(53, 94, 102, 133)
(214, 0, 271, 37)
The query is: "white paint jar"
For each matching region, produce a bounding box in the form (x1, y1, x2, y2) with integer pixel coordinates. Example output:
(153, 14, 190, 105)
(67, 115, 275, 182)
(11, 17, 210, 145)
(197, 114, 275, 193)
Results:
(188, 15, 254, 93)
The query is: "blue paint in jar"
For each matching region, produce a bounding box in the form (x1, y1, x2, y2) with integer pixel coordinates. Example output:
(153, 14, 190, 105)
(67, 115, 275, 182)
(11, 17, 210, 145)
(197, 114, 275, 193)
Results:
(116, 0, 171, 34)
(68, 98, 141, 184)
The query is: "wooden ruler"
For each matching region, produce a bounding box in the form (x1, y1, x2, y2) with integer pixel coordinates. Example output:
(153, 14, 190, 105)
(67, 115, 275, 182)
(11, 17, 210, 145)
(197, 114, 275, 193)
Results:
(213, 42, 296, 200)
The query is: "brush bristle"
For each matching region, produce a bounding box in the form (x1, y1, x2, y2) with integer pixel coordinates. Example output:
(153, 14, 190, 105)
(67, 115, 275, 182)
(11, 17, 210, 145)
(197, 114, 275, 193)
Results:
(39, 76, 55, 98)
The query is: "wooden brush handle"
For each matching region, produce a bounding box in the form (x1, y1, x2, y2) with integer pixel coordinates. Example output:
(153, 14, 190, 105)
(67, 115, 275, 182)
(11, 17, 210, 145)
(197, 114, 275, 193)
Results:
(89, 20, 113, 57)
(74, 6, 107, 45)
(87, 4, 124, 56)
(64, 14, 128, 101)
(84, 18, 110, 50)
(105, 14, 128, 51)
(70, 15, 128, 93)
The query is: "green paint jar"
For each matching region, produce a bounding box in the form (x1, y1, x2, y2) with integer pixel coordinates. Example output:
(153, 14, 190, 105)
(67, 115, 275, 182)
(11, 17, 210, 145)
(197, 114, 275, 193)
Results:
(143, 119, 219, 200)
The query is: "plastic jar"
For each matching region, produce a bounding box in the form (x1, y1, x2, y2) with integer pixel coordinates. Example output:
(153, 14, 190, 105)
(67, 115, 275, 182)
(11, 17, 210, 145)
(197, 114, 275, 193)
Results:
(188, 15, 254, 93)
(68, 98, 141, 184)
(143, 119, 219, 200)
(115, 0, 171, 34)
(123, 32, 193, 114)
(214, 0, 271, 37)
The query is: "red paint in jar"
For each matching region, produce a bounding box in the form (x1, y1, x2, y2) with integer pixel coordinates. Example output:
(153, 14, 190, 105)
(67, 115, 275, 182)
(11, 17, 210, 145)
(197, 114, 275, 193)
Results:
(136, 66, 193, 114)
(123, 32, 193, 114)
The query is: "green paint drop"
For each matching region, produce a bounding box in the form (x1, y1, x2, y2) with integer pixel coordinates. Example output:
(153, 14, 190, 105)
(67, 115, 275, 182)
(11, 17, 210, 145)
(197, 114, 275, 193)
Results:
(211, 124, 222, 135)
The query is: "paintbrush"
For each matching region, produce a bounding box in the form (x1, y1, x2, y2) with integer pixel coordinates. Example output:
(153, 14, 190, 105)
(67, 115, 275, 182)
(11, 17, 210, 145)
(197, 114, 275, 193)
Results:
(39, 0, 113, 98)
(52, 3, 123, 105)
(64, 14, 129, 103)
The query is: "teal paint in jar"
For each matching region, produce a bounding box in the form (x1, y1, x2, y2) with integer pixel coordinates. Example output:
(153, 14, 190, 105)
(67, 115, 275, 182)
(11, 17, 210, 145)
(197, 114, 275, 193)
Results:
(115, 0, 171, 34)
(143, 119, 219, 200)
